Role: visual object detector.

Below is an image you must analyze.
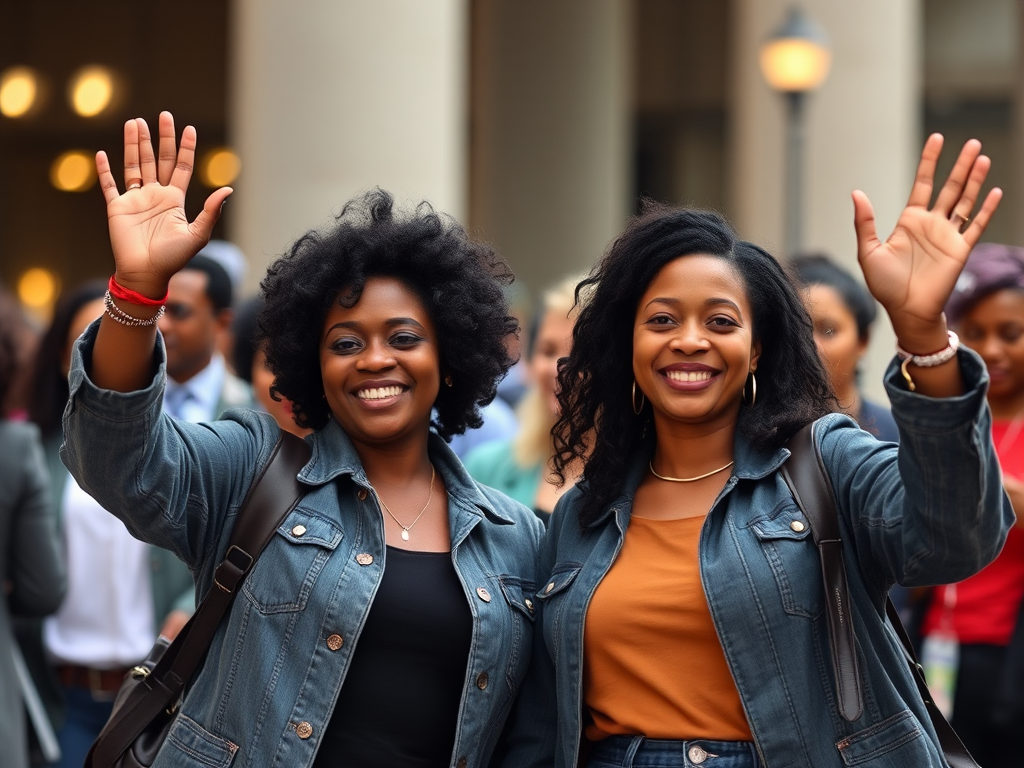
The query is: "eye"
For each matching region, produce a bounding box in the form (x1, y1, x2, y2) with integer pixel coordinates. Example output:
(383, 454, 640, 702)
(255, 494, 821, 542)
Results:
(329, 336, 362, 354)
(390, 332, 424, 348)
(646, 314, 676, 327)
(708, 315, 738, 329)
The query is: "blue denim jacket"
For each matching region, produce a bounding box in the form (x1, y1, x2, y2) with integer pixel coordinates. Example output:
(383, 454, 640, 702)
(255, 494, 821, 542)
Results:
(61, 325, 544, 768)
(503, 349, 1012, 768)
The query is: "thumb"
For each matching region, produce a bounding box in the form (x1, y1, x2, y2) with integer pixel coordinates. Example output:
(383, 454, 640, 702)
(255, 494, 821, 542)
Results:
(189, 187, 233, 246)
(852, 190, 881, 263)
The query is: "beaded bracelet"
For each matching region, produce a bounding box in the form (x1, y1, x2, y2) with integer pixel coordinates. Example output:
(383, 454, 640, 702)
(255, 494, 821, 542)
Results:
(108, 275, 168, 307)
(104, 290, 165, 327)
(896, 330, 959, 392)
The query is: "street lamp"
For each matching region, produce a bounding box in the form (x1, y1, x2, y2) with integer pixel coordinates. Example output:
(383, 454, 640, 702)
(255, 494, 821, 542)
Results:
(759, 7, 831, 256)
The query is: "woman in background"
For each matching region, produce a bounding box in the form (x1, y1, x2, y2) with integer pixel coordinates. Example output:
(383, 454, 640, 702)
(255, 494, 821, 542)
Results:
(790, 253, 899, 441)
(464, 275, 586, 523)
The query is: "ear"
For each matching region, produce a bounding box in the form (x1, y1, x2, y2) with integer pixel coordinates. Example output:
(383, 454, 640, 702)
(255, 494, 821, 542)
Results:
(215, 308, 234, 332)
(856, 332, 870, 360)
(749, 338, 762, 373)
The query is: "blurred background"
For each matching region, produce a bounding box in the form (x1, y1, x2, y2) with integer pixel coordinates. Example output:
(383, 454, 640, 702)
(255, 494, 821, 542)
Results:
(0, 0, 1018, 399)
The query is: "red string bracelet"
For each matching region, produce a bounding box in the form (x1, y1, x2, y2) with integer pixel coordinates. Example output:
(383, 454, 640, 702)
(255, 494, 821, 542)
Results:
(108, 275, 168, 307)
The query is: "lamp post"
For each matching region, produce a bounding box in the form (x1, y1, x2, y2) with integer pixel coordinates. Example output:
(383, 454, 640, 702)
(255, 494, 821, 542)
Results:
(759, 7, 831, 256)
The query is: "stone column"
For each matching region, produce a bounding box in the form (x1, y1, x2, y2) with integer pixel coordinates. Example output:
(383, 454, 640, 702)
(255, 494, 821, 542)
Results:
(229, 0, 468, 292)
(470, 0, 632, 296)
(729, 0, 922, 402)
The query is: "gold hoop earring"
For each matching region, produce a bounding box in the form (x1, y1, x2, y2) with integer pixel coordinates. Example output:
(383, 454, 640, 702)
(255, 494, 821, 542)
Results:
(743, 372, 757, 408)
(632, 380, 646, 415)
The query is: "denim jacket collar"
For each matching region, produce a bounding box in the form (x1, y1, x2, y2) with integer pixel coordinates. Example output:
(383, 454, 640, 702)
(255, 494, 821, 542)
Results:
(301, 417, 515, 527)
(587, 427, 793, 528)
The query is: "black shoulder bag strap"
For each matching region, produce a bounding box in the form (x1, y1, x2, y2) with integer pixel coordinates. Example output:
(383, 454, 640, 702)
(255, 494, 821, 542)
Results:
(88, 431, 311, 767)
(781, 422, 980, 768)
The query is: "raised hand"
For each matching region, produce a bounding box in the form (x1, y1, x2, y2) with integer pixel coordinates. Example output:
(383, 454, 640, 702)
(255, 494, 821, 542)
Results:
(852, 135, 1002, 346)
(96, 111, 232, 298)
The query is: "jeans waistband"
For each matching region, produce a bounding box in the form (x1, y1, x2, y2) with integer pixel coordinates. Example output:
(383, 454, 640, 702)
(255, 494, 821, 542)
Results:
(588, 735, 762, 768)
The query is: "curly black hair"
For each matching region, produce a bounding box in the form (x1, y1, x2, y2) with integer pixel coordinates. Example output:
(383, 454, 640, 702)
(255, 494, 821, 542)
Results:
(259, 189, 518, 437)
(554, 202, 837, 525)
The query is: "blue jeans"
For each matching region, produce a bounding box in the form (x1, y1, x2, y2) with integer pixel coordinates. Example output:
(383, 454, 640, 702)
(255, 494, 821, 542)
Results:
(50, 685, 114, 768)
(587, 736, 763, 768)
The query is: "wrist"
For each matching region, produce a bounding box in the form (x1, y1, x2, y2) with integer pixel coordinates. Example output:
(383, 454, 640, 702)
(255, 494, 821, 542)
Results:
(112, 272, 169, 303)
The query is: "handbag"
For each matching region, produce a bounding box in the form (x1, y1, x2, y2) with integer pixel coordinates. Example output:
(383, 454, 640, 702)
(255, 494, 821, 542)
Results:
(84, 431, 311, 768)
(781, 421, 981, 768)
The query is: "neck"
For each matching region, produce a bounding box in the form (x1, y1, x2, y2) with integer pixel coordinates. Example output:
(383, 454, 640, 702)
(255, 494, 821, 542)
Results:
(650, 415, 736, 478)
(354, 429, 434, 490)
(989, 391, 1024, 422)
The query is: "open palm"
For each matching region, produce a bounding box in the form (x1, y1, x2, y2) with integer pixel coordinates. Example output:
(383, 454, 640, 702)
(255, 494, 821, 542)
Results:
(853, 135, 1002, 331)
(96, 112, 232, 295)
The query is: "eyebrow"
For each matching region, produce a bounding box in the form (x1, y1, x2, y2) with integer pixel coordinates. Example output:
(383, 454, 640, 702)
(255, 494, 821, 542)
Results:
(645, 296, 744, 315)
(324, 317, 427, 334)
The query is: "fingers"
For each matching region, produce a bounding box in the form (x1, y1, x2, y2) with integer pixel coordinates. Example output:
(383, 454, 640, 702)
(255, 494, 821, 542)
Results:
(947, 153, 990, 229)
(96, 151, 120, 205)
(123, 119, 142, 190)
(906, 134, 943, 209)
(189, 187, 233, 245)
(137, 118, 158, 185)
(851, 190, 880, 262)
(157, 111, 177, 186)
(933, 138, 983, 216)
(170, 124, 199, 193)
(962, 187, 1004, 249)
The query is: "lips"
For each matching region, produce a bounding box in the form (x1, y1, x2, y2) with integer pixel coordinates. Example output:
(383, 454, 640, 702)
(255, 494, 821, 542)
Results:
(356, 384, 407, 401)
(666, 369, 713, 383)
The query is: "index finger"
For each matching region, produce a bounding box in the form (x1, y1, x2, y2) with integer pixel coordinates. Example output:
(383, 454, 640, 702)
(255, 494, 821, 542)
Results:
(906, 133, 944, 209)
(157, 111, 177, 186)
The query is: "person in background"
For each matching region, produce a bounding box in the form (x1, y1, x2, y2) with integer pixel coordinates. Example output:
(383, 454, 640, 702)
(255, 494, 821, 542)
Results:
(790, 253, 899, 442)
(23, 280, 194, 768)
(464, 275, 587, 524)
(0, 282, 65, 768)
(230, 294, 311, 438)
(159, 254, 252, 421)
(916, 243, 1024, 767)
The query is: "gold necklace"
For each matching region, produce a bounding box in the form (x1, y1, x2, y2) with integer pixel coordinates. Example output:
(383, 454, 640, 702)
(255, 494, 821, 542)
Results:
(376, 465, 436, 540)
(649, 460, 734, 483)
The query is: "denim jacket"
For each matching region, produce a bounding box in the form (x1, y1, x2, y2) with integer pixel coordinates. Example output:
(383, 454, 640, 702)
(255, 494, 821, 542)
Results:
(503, 348, 1012, 768)
(61, 324, 544, 768)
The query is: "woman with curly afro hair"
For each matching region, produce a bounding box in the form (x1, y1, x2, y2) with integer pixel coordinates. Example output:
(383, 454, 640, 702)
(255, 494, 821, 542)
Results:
(504, 136, 1012, 768)
(61, 112, 544, 768)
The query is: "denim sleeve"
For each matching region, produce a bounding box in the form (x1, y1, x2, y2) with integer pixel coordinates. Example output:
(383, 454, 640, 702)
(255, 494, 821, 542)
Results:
(59, 320, 281, 574)
(496, 496, 561, 768)
(819, 347, 1012, 590)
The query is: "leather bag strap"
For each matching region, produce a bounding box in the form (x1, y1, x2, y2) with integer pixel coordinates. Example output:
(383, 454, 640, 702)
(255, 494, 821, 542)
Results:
(90, 431, 311, 766)
(782, 422, 980, 767)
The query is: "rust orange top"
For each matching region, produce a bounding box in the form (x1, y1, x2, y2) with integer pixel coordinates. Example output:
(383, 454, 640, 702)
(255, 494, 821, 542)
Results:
(583, 514, 753, 742)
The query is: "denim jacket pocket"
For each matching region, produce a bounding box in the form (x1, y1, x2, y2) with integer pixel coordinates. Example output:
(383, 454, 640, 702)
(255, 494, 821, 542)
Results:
(836, 709, 929, 766)
(749, 503, 823, 618)
(241, 507, 344, 615)
(163, 714, 239, 767)
(498, 575, 538, 692)
(536, 562, 583, 602)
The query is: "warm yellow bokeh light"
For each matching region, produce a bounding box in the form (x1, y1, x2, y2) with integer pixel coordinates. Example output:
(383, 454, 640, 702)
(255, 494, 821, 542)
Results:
(200, 148, 242, 187)
(69, 65, 115, 117)
(759, 39, 831, 93)
(18, 268, 59, 309)
(0, 66, 39, 117)
(50, 151, 97, 192)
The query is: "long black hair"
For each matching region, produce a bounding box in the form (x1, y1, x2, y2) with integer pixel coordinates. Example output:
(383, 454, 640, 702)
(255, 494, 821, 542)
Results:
(554, 202, 836, 525)
(259, 189, 518, 437)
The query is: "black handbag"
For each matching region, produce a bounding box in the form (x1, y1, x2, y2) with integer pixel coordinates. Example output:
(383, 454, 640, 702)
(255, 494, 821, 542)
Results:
(84, 431, 311, 768)
(781, 421, 981, 768)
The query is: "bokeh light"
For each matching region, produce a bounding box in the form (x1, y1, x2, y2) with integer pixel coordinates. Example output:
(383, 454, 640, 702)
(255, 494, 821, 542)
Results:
(50, 150, 97, 192)
(69, 65, 116, 117)
(200, 148, 242, 187)
(759, 39, 831, 93)
(0, 66, 40, 118)
(18, 268, 59, 310)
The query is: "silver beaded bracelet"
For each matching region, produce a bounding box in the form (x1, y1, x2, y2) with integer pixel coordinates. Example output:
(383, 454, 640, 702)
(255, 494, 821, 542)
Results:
(104, 290, 165, 327)
(895, 330, 959, 391)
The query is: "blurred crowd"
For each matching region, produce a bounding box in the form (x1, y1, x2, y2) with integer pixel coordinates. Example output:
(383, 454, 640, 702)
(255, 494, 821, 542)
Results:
(2, 233, 1022, 767)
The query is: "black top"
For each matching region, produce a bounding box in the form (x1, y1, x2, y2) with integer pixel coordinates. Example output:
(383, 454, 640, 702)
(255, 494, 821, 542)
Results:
(313, 546, 473, 768)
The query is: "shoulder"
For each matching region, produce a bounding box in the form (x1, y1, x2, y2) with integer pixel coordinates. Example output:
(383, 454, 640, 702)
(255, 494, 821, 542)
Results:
(475, 482, 545, 542)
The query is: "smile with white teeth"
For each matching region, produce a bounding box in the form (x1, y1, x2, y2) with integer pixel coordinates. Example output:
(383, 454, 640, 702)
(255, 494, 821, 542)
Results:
(666, 370, 713, 383)
(357, 385, 404, 400)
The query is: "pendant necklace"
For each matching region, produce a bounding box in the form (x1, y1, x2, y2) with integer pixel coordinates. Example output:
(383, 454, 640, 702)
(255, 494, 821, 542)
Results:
(649, 460, 734, 483)
(376, 465, 436, 540)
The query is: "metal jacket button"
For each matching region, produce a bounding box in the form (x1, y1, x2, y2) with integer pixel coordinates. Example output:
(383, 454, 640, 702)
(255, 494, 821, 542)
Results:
(357, 488, 368, 501)
(456, 758, 467, 768)
(790, 520, 806, 533)
(296, 721, 313, 739)
(326, 634, 343, 651)
(688, 745, 707, 763)
(291, 524, 307, 537)
(476, 672, 489, 690)
(356, 553, 374, 565)
(476, 587, 491, 602)
(545, 581, 555, 593)
(524, 598, 534, 612)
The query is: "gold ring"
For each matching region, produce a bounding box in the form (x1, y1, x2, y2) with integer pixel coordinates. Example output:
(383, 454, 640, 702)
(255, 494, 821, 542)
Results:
(952, 211, 969, 226)
(126, 181, 142, 190)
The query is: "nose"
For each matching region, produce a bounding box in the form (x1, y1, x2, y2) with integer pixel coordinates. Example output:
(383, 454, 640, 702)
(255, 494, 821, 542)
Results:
(668, 319, 711, 354)
(974, 335, 1004, 367)
(356, 337, 396, 371)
